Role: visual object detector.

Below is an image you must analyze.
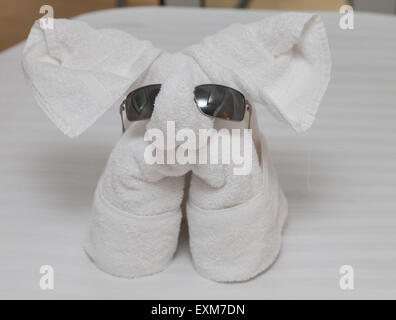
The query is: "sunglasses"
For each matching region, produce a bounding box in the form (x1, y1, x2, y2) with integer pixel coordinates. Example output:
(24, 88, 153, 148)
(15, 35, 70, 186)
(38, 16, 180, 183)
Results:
(119, 84, 251, 133)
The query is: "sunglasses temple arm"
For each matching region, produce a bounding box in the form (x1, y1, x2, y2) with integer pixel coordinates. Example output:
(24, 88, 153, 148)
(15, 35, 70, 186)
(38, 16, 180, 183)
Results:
(120, 100, 126, 133)
(246, 101, 252, 130)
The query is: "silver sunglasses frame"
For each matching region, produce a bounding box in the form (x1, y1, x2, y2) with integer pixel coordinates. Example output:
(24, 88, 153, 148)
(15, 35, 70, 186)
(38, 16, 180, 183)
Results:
(119, 85, 252, 133)
(194, 96, 252, 130)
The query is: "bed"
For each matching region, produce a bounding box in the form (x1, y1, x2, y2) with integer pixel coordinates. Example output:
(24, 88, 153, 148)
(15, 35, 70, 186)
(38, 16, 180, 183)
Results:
(0, 7, 395, 299)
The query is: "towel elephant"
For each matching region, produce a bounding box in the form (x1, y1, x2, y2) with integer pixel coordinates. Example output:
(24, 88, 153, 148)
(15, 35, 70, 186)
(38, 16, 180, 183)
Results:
(22, 12, 331, 282)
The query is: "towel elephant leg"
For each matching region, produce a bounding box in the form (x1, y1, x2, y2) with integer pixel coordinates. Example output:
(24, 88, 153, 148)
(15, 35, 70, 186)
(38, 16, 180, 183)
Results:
(187, 115, 288, 282)
(84, 122, 186, 278)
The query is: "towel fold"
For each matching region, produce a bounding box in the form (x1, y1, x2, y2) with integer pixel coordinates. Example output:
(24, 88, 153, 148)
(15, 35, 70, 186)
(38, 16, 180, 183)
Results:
(85, 121, 185, 278)
(184, 13, 331, 133)
(22, 19, 161, 138)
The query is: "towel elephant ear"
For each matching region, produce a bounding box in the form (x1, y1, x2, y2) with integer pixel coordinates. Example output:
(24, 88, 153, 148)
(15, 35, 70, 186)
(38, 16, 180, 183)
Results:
(184, 12, 331, 133)
(22, 19, 161, 138)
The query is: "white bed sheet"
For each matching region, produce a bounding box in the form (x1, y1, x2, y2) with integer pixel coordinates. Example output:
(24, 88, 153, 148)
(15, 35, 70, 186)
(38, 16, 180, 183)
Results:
(0, 7, 395, 299)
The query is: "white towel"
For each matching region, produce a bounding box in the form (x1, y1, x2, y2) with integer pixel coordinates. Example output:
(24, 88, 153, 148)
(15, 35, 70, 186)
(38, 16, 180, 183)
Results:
(22, 13, 330, 138)
(22, 12, 331, 281)
(184, 13, 331, 133)
(22, 19, 161, 138)
(182, 12, 331, 281)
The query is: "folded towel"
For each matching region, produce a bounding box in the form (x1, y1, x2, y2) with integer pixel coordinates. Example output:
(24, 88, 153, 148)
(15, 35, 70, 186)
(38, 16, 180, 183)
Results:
(184, 12, 331, 133)
(22, 12, 331, 281)
(22, 19, 161, 138)
(22, 13, 330, 138)
(85, 121, 185, 278)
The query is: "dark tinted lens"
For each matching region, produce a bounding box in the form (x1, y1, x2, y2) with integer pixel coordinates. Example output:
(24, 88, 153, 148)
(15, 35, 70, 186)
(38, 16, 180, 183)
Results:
(125, 84, 161, 121)
(194, 85, 245, 121)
